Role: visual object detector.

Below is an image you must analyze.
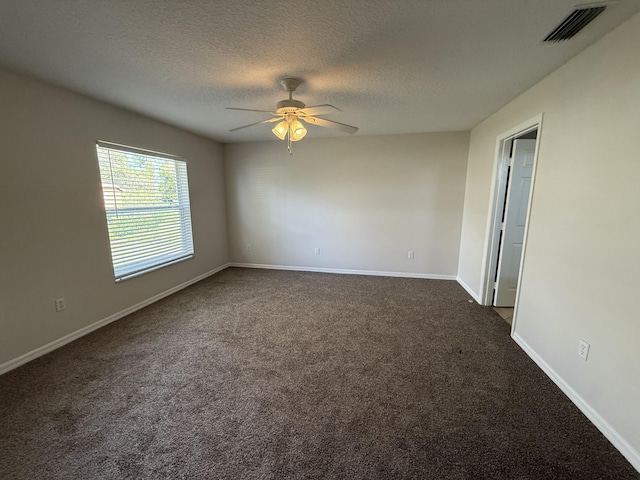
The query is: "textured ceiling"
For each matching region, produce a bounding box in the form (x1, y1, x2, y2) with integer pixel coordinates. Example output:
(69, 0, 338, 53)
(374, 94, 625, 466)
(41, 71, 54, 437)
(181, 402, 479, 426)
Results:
(0, 0, 638, 143)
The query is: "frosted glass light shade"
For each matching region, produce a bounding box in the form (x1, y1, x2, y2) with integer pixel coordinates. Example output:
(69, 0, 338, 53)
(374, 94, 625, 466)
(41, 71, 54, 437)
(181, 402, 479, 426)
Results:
(272, 121, 289, 140)
(289, 120, 307, 142)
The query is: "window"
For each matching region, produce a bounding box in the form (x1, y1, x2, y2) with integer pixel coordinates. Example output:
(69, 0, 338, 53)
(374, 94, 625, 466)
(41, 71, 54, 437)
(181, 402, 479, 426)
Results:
(96, 141, 194, 282)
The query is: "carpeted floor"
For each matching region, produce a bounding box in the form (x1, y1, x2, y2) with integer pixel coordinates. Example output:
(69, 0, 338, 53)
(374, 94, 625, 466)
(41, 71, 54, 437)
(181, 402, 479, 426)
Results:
(0, 267, 637, 479)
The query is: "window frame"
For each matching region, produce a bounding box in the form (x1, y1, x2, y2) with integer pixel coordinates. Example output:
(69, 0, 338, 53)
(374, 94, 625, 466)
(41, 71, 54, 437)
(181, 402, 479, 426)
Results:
(96, 140, 195, 282)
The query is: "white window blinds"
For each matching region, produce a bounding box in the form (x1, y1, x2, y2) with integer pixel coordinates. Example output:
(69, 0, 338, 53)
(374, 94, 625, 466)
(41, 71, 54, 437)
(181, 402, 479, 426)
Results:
(96, 141, 194, 282)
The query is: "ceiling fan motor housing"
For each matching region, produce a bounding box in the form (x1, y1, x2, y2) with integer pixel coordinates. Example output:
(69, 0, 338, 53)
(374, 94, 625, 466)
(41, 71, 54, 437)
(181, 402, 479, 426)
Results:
(276, 99, 305, 114)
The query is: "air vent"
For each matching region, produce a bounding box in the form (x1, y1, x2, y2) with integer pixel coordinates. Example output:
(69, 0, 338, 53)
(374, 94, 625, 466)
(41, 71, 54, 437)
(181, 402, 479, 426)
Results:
(543, 6, 607, 42)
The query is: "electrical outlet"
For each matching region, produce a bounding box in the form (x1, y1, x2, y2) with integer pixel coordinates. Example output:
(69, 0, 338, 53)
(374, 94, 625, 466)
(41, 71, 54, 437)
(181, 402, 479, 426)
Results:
(314, 247, 320, 255)
(246, 244, 251, 251)
(578, 339, 590, 361)
(408, 251, 414, 259)
(55, 298, 66, 312)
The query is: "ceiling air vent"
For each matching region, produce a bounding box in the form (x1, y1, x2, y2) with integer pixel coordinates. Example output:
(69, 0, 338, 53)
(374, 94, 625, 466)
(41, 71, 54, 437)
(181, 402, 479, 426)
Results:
(543, 5, 607, 42)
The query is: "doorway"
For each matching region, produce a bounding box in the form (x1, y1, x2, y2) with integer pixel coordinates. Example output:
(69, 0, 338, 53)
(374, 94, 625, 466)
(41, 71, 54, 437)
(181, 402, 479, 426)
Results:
(482, 115, 542, 325)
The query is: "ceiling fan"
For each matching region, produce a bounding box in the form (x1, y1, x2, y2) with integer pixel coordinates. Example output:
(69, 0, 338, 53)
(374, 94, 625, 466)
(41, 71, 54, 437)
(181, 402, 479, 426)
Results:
(227, 78, 358, 155)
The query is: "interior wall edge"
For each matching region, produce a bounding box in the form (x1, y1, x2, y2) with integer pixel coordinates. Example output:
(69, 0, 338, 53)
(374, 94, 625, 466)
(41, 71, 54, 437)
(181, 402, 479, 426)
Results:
(512, 332, 640, 472)
(455, 276, 483, 304)
(0, 263, 231, 376)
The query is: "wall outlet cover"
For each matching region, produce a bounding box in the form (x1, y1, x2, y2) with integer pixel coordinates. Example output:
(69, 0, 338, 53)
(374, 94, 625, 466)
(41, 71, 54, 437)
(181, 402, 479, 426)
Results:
(578, 339, 590, 360)
(55, 298, 66, 312)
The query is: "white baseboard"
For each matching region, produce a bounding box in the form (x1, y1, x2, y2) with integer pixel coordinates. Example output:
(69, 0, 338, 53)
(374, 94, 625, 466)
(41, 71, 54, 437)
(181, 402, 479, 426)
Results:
(456, 276, 483, 304)
(512, 332, 640, 473)
(0, 263, 230, 375)
(228, 262, 456, 280)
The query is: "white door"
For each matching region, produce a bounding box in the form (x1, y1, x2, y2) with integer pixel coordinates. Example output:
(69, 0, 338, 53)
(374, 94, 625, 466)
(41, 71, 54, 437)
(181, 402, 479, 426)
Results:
(494, 138, 536, 307)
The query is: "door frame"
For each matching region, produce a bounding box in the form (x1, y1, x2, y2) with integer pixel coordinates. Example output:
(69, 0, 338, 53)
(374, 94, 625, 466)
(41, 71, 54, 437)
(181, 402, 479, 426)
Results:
(480, 114, 543, 325)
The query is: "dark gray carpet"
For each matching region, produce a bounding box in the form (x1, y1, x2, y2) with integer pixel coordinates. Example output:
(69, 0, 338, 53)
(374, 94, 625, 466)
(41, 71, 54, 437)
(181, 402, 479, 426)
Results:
(0, 267, 637, 479)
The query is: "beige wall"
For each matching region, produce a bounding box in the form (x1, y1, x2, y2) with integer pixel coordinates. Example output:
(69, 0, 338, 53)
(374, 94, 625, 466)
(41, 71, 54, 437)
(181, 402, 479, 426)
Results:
(0, 68, 229, 369)
(224, 132, 469, 277)
(458, 13, 640, 468)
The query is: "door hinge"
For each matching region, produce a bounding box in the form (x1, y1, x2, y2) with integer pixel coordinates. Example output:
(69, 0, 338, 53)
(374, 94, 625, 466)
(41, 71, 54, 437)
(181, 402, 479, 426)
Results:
(493, 282, 497, 290)
(500, 222, 505, 231)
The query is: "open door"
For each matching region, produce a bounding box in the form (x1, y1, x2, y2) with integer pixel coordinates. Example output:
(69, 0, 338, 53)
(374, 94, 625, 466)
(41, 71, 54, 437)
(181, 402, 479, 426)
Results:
(494, 138, 536, 306)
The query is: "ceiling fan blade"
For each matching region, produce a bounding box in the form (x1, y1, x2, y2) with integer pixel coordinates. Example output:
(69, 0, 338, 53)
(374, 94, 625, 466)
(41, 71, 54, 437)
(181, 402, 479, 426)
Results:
(229, 117, 281, 132)
(298, 104, 341, 116)
(301, 116, 358, 134)
(226, 107, 275, 113)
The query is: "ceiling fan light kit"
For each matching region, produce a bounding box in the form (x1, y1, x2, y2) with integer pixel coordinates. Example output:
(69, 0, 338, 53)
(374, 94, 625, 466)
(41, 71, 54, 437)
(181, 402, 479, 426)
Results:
(227, 78, 358, 155)
(271, 115, 307, 140)
(271, 120, 289, 140)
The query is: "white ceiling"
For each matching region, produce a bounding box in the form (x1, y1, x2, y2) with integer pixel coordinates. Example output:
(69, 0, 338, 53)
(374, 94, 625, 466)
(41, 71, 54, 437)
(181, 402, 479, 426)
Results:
(0, 0, 638, 143)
